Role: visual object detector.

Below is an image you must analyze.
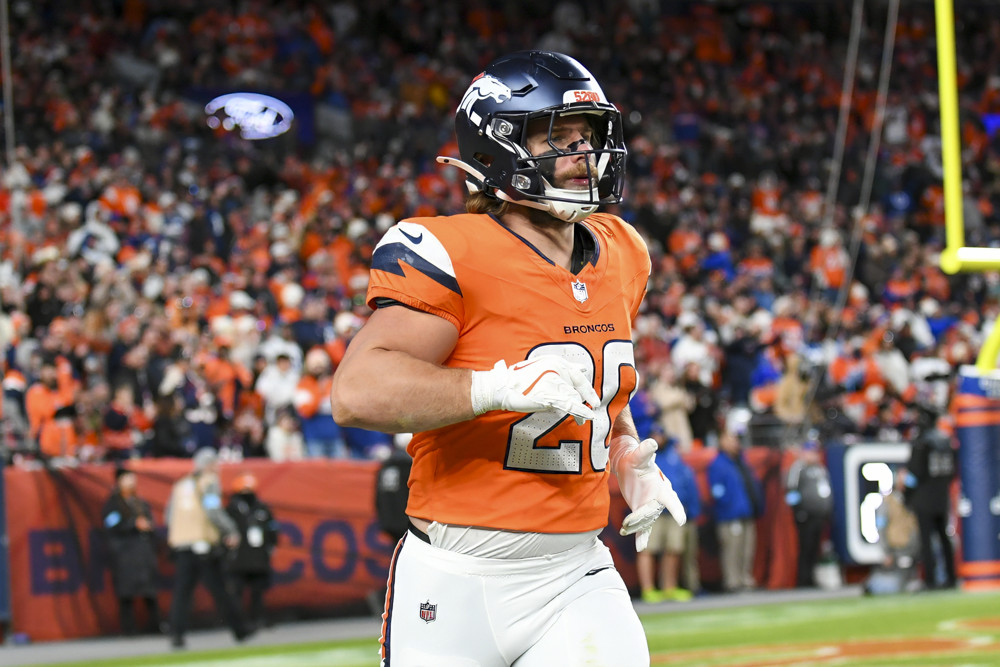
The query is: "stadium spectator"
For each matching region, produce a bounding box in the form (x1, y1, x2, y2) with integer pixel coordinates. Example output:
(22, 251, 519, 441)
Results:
(264, 407, 305, 462)
(225, 473, 279, 632)
(722, 318, 770, 407)
(636, 427, 702, 602)
(101, 467, 162, 635)
(628, 374, 661, 441)
(773, 353, 810, 430)
(682, 361, 719, 449)
(254, 352, 299, 426)
(257, 324, 303, 373)
(200, 342, 252, 428)
(647, 363, 695, 453)
(293, 348, 345, 458)
(708, 412, 763, 592)
(24, 354, 80, 459)
(101, 384, 148, 461)
(671, 313, 718, 386)
(149, 394, 197, 458)
(77, 380, 112, 462)
(231, 408, 269, 459)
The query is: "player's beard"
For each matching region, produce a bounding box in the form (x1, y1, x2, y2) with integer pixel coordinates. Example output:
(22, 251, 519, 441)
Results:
(525, 205, 573, 230)
(557, 160, 599, 191)
(521, 156, 600, 227)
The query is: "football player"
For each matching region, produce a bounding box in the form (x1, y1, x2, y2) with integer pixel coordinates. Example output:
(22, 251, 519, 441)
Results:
(331, 50, 685, 667)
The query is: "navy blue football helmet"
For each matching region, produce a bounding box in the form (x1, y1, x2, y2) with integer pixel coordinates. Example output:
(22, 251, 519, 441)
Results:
(437, 51, 627, 222)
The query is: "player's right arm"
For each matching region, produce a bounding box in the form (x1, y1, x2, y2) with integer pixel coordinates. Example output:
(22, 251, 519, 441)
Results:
(330, 304, 473, 434)
(330, 303, 599, 434)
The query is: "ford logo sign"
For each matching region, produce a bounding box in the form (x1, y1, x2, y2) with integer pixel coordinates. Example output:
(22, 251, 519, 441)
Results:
(205, 93, 294, 140)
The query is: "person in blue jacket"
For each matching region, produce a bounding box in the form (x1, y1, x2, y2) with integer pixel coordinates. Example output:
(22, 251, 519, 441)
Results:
(707, 411, 763, 592)
(635, 426, 703, 602)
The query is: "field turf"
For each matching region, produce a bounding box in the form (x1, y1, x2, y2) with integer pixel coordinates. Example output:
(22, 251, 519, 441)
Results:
(33, 589, 1000, 667)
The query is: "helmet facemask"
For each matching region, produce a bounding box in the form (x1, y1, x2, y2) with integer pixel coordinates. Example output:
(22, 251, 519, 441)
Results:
(493, 109, 623, 222)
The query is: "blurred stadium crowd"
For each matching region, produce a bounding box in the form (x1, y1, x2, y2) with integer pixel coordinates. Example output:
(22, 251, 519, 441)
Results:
(2, 0, 999, 465)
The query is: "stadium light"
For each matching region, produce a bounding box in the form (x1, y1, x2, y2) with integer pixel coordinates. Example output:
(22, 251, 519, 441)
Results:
(204, 93, 294, 140)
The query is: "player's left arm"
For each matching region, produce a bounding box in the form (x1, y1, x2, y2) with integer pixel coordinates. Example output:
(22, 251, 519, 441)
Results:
(609, 406, 687, 552)
(605, 219, 681, 550)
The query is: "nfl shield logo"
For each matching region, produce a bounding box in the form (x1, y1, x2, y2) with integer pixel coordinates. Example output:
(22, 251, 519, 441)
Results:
(571, 281, 589, 303)
(419, 601, 437, 623)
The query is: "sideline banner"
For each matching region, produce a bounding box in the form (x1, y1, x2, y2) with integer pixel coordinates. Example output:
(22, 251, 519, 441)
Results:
(3, 460, 393, 642)
(954, 366, 1000, 590)
(4, 449, 797, 642)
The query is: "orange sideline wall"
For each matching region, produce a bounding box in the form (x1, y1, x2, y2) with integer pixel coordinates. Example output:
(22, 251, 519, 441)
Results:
(2, 449, 797, 642)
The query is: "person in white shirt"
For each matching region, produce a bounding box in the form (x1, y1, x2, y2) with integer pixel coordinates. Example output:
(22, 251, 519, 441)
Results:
(265, 409, 305, 462)
(254, 353, 300, 425)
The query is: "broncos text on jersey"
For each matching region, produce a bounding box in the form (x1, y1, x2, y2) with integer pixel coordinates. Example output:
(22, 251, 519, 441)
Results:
(367, 212, 650, 533)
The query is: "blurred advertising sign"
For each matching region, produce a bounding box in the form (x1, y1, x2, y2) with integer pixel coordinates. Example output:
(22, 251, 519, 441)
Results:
(204, 92, 295, 140)
(187, 88, 315, 143)
(827, 441, 912, 565)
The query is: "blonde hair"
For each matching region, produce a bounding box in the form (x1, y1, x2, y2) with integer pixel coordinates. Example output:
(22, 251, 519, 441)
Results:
(465, 191, 509, 216)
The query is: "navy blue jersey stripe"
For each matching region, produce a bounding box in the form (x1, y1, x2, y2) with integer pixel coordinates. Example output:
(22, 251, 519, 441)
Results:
(371, 242, 463, 296)
(488, 214, 599, 268)
(381, 533, 407, 665)
(582, 223, 600, 266)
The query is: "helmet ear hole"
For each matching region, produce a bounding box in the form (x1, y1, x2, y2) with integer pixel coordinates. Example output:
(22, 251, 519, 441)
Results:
(473, 152, 494, 168)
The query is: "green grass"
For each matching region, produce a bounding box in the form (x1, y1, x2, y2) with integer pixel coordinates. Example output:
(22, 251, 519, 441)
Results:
(643, 589, 1000, 666)
(37, 590, 1000, 667)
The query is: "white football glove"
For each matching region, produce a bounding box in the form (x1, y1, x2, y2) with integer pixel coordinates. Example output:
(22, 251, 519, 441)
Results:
(470, 356, 601, 424)
(610, 435, 687, 552)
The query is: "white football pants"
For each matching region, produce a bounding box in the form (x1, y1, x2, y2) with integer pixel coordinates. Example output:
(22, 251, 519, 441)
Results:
(378, 530, 650, 667)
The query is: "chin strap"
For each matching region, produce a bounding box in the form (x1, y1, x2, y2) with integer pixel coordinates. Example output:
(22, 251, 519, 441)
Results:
(542, 186, 600, 222)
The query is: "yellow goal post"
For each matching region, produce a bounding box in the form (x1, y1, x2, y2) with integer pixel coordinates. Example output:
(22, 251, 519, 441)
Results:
(934, 0, 1000, 370)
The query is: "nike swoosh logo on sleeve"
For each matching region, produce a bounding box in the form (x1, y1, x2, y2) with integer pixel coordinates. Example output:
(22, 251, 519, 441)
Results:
(400, 229, 423, 244)
(371, 223, 462, 295)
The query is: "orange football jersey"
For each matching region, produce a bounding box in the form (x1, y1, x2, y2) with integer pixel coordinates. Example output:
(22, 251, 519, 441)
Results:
(366, 212, 650, 533)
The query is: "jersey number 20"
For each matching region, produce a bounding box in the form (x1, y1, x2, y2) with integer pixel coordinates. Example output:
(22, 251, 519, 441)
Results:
(504, 341, 636, 474)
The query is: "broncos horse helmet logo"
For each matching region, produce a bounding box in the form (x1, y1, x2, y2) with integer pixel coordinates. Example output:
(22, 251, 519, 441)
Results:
(458, 73, 512, 120)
